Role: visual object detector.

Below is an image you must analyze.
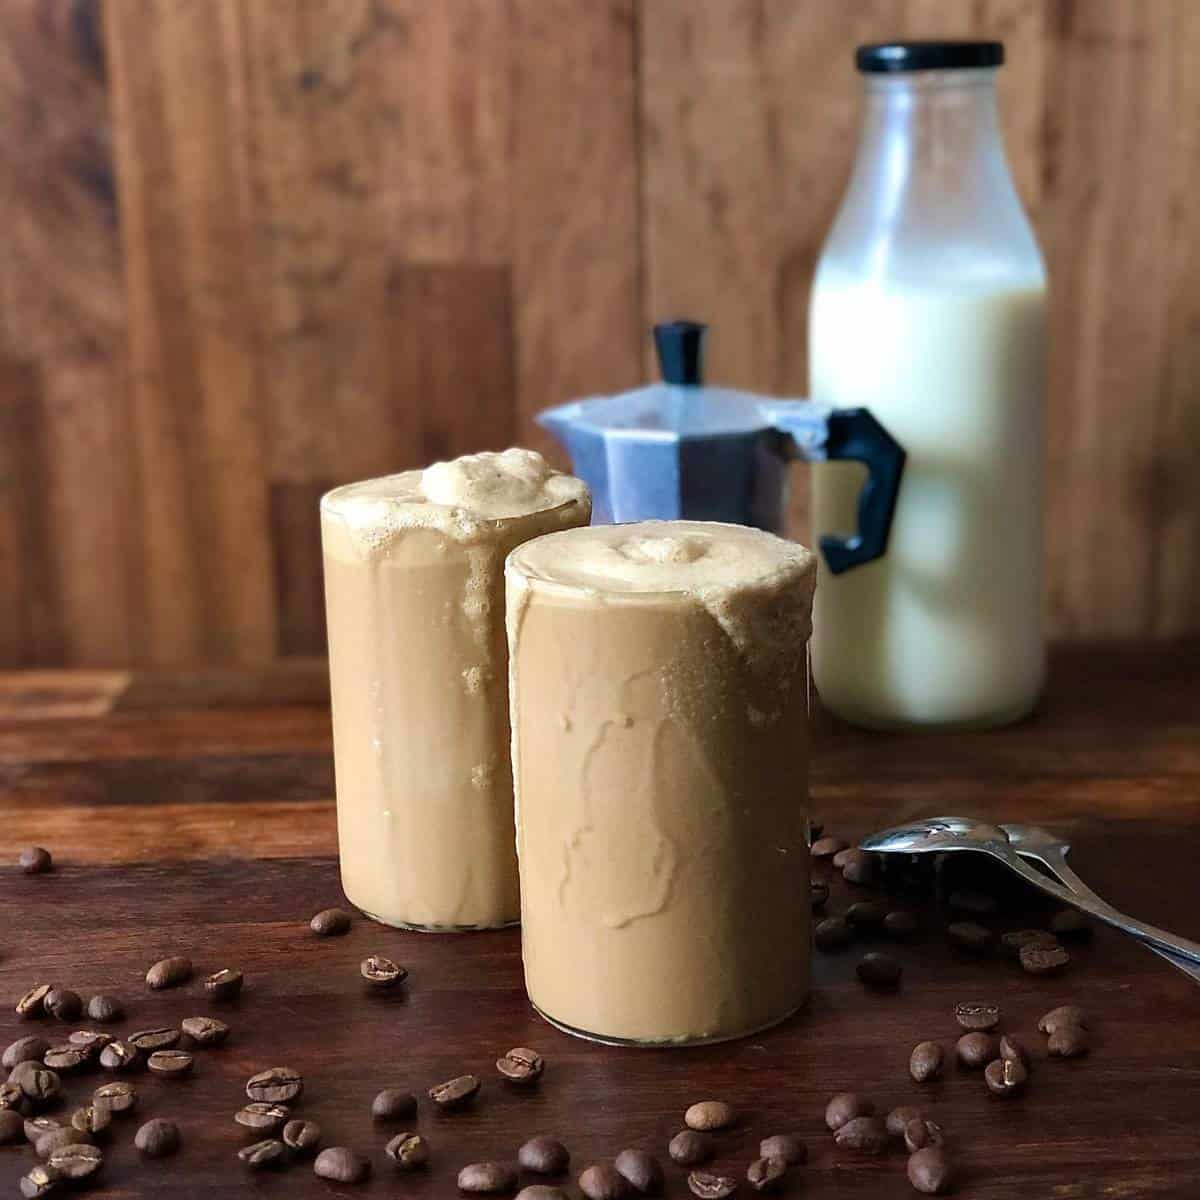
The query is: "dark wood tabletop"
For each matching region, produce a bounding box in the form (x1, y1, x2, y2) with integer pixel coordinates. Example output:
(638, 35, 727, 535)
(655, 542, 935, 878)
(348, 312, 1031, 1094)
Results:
(1, 642, 1198, 1198)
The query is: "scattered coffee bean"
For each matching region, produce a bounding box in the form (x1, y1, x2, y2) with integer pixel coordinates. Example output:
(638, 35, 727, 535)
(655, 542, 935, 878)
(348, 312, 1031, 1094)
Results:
(614, 1148, 662, 1194)
(814, 916, 853, 952)
(148, 1049, 193, 1077)
(236, 1103, 290, 1132)
(832, 847, 855, 869)
(1020, 943, 1070, 976)
(904, 1119, 944, 1154)
(4, 1036, 51, 1069)
(985, 1056, 1028, 1096)
(1047, 1024, 1090, 1058)
(1002, 929, 1059, 959)
(517, 1189, 570, 1200)
(1038, 1005, 1088, 1034)
(687, 1171, 738, 1199)
(811, 836, 848, 859)
(9, 1061, 61, 1105)
(948, 889, 997, 916)
(36, 1127, 88, 1159)
(908, 1146, 954, 1194)
(841, 849, 877, 885)
(519, 1136, 570, 1175)
(386, 1131, 429, 1169)
(846, 900, 887, 929)
(999, 1035, 1030, 1067)
(239, 1138, 286, 1170)
(98, 1040, 138, 1071)
(134, 1118, 178, 1157)
(310, 907, 352, 936)
(47, 1143, 102, 1182)
(18, 1165, 59, 1199)
(16, 984, 52, 1020)
(68, 1030, 113, 1051)
(372, 1088, 418, 1121)
(93, 1082, 136, 1115)
(145, 956, 192, 990)
(283, 1119, 321, 1156)
(24, 1118, 62, 1143)
(579, 1164, 633, 1200)
(43, 1044, 89, 1072)
(181, 1016, 229, 1047)
(428, 1073, 479, 1110)
(759, 1134, 806, 1165)
(0, 1109, 24, 1143)
(956, 1032, 998, 1069)
(685, 1099, 735, 1131)
(18, 847, 52, 875)
(85, 995, 123, 1024)
(0, 1083, 27, 1113)
(747, 1155, 788, 1192)
(857, 951, 902, 987)
(668, 1129, 714, 1166)
(825, 1093, 875, 1131)
(458, 1160, 517, 1194)
(1049, 908, 1092, 940)
(315, 1147, 372, 1184)
(361, 955, 407, 987)
(246, 1066, 303, 1103)
(887, 1107, 924, 1138)
(834, 1116, 889, 1154)
(129, 1028, 180, 1053)
(810, 880, 830, 910)
(43, 989, 82, 1023)
(497, 1046, 545, 1085)
(204, 968, 243, 1001)
(947, 921, 993, 953)
(70, 1106, 111, 1137)
(884, 909, 919, 939)
(954, 1002, 1000, 1032)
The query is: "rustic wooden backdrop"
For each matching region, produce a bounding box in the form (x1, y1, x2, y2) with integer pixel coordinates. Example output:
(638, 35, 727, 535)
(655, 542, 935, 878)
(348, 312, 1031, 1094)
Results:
(1, 0, 1197, 668)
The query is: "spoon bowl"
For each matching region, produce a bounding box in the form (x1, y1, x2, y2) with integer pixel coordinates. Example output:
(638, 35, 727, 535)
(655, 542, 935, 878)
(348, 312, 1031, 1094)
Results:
(859, 815, 1011, 855)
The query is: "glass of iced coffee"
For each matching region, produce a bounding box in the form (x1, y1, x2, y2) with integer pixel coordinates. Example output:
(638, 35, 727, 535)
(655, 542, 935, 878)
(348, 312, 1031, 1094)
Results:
(506, 520, 817, 1043)
(321, 449, 590, 931)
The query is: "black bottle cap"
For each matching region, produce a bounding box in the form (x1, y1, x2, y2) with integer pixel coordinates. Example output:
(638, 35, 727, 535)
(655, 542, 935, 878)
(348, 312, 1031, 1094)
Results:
(856, 41, 1004, 73)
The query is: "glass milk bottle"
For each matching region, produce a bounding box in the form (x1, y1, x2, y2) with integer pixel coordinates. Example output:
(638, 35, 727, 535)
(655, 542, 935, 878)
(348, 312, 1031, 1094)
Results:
(810, 41, 1047, 730)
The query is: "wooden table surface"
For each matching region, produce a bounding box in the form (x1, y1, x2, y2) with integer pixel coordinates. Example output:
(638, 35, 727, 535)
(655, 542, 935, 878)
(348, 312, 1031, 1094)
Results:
(1, 642, 1198, 1198)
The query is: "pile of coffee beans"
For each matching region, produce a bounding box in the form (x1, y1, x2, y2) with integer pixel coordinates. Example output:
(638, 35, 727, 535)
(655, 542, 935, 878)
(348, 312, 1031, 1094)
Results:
(824, 1091, 953, 1193)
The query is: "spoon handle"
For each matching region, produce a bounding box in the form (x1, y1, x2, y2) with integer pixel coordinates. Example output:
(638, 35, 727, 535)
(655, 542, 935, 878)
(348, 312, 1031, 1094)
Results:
(998, 850, 1200, 968)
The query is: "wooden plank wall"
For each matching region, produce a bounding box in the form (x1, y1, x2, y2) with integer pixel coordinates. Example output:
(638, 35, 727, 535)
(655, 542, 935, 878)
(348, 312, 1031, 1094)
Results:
(0, 0, 1196, 667)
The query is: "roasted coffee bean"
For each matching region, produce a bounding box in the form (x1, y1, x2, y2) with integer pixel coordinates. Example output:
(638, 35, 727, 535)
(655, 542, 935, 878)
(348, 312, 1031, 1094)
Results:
(18, 847, 52, 875)
(846, 900, 887, 929)
(956, 1032, 998, 1069)
(43, 989, 82, 1023)
(687, 1171, 738, 1199)
(497, 1047, 544, 1085)
(43, 1044, 89, 1072)
(93, 1082, 136, 1114)
(361, 955, 407, 987)
(1020, 943, 1070, 976)
(1047, 1024, 1089, 1058)
(985, 1056, 1028, 1096)
(668, 1129, 715, 1166)
(810, 880, 830, 910)
(1038, 1005, 1088, 1034)
(71, 1106, 111, 1136)
(886, 1107, 924, 1138)
(16, 984, 52, 1020)
(759, 1134, 806, 1165)
(36, 1127, 89, 1159)
(811, 836, 848, 859)
(884, 909, 919, 939)
(825, 1093, 875, 1131)
(746, 1156, 788, 1192)
(246, 1066, 303, 1103)
(283, 1119, 321, 1156)
(614, 1148, 662, 1194)
(457, 1161, 517, 1193)
(181, 1016, 229, 1047)
(0, 1109, 24, 1143)
(516, 1189, 570, 1200)
(134, 1118, 178, 1157)
(9, 1061, 61, 1104)
(1002, 929, 1059, 959)
(1049, 909, 1092, 940)
(814, 916, 853, 951)
(999, 1035, 1030, 1067)
(0, 1083, 27, 1113)
(954, 1001, 1000, 1032)
(832, 846, 855, 869)
(67, 1030, 113, 1051)
(910, 1041, 945, 1082)
(4, 1036, 51, 1069)
(239, 1138, 286, 1170)
(310, 907, 352, 936)
(98, 1040, 138, 1071)
(47, 1143, 102, 1181)
(947, 921, 993, 953)
(685, 1099, 735, 1131)
(948, 889, 997, 916)
(903, 1119, 944, 1154)
(129, 1028, 180, 1052)
(519, 1136, 570, 1174)
(204, 968, 243, 1001)
(236, 1102, 290, 1132)
(834, 1116, 889, 1154)
(908, 1146, 954, 1195)
(386, 1131, 429, 1169)
(24, 1118, 62, 1145)
(86, 995, 123, 1024)
(18, 1165, 59, 1199)
(372, 1088, 418, 1120)
(857, 951, 902, 987)
(145, 956, 192, 990)
(579, 1164, 632, 1200)
(841, 849, 877, 885)
(428, 1073, 479, 1110)
(148, 1049, 193, 1077)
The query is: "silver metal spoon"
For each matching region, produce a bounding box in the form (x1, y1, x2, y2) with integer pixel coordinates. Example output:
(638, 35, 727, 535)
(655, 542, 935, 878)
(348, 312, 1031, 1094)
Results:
(860, 815, 1200, 969)
(1001, 822, 1200, 984)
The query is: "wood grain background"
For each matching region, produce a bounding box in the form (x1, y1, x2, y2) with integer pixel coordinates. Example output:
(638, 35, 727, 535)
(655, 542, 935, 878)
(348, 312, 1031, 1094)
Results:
(1, 0, 1197, 667)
